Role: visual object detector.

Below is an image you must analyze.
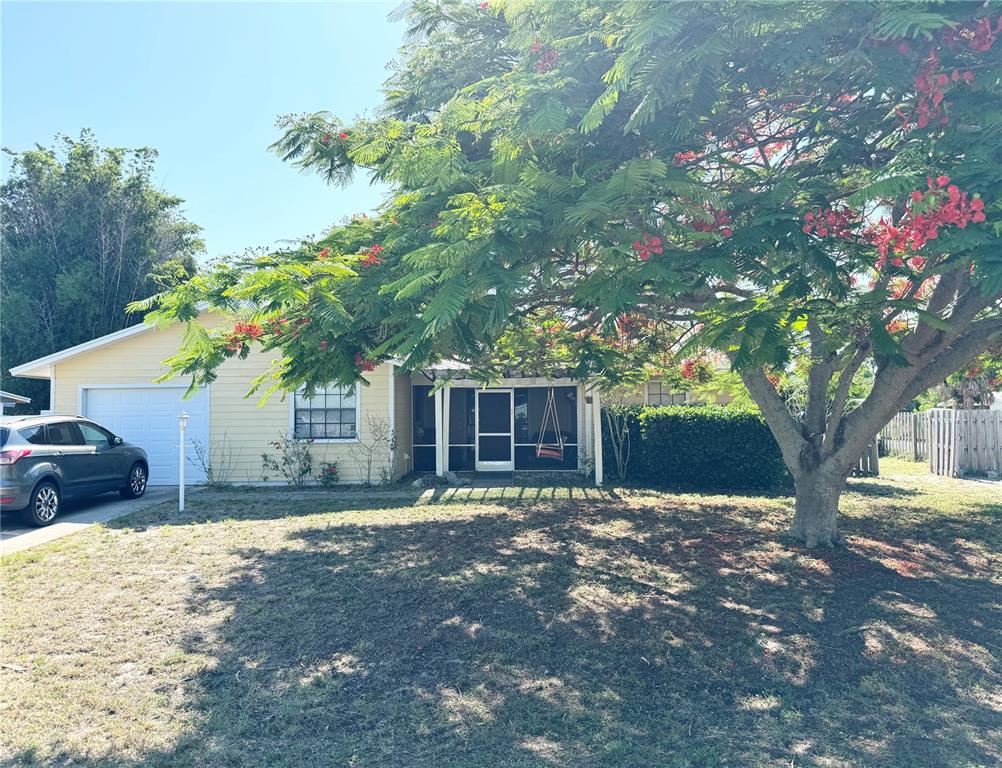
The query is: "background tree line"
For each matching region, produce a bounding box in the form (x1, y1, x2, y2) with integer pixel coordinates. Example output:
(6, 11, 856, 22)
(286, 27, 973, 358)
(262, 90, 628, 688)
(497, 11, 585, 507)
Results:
(1, 130, 202, 409)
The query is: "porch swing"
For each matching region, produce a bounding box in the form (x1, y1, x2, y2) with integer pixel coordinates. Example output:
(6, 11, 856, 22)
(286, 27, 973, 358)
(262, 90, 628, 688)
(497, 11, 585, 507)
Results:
(535, 387, 565, 461)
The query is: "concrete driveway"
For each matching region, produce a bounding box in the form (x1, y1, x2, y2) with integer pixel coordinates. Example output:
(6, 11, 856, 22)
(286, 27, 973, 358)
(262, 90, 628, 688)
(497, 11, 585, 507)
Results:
(1, 487, 179, 555)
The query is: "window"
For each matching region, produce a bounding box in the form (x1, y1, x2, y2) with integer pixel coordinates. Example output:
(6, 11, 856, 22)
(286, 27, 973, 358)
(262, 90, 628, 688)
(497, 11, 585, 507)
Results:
(647, 381, 687, 406)
(294, 385, 358, 440)
(45, 422, 84, 446)
(78, 422, 114, 446)
(16, 425, 45, 445)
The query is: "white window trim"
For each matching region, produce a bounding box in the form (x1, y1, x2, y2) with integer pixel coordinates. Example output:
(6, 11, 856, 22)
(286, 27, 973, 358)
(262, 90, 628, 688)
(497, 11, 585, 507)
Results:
(288, 384, 361, 443)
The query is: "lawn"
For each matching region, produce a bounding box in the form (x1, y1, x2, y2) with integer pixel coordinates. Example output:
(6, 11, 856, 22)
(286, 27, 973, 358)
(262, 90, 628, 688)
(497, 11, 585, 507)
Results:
(1, 459, 1000, 767)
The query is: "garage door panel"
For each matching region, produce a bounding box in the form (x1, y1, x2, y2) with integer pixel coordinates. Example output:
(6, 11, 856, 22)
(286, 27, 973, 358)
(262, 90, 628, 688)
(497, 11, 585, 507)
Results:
(83, 387, 209, 486)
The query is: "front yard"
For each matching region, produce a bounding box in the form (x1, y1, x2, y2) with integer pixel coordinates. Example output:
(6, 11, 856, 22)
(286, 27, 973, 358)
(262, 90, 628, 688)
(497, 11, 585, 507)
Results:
(1, 459, 1000, 767)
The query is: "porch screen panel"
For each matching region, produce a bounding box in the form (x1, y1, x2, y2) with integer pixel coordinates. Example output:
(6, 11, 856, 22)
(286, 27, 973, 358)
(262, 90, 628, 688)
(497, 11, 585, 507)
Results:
(513, 386, 578, 470)
(448, 388, 475, 471)
(412, 385, 436, 472)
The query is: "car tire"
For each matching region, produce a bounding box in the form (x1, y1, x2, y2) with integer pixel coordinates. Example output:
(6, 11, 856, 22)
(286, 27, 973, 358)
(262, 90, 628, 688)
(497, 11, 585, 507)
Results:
(120, 462, 148, 499)
(22, 481, 60, 527)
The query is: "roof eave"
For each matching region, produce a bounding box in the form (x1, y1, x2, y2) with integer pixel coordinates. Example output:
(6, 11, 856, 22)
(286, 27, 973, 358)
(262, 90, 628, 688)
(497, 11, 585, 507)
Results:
(8, 322, 155, 379)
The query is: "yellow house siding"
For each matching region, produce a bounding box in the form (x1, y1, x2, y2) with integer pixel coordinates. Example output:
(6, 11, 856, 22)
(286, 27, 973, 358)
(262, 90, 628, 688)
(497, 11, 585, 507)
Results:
(52, 323, 189, 414)
(52, 314, 394, 484)
(393, 371, 413, 479)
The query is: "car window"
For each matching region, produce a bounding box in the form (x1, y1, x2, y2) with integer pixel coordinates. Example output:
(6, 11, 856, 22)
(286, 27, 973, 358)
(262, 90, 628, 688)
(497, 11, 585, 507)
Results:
(0, 427, 8, 446)
(45, 422, 84, 446)
(78, 422, 114, 447)
(18, 425, 47, 445)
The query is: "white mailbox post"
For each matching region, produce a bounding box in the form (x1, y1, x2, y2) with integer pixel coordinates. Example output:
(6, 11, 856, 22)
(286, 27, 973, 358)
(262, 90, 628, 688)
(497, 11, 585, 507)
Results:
(178, 411, 189, 512)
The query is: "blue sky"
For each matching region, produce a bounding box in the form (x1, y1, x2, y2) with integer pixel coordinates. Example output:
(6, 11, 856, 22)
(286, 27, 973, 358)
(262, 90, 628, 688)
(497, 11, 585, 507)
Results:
(2, 1, 405, 258)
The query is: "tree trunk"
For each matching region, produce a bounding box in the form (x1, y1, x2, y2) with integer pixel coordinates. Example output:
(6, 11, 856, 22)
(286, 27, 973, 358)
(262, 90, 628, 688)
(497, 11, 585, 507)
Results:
(790, 471, 845, 547)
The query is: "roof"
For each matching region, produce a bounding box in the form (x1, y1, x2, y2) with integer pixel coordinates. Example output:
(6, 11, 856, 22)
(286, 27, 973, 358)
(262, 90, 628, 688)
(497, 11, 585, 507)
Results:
(0, 390, 31, 404)
(9, 314, 406, 380)
(9, 322, 155, 379)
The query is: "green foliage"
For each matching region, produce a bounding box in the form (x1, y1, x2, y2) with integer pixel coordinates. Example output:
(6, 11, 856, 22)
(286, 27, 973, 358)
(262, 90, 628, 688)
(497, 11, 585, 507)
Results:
(1, 131, 203, 407)
(603, 405, 790, 491)
(142, 1, 999, 394)
(140, 0, 1000, 511)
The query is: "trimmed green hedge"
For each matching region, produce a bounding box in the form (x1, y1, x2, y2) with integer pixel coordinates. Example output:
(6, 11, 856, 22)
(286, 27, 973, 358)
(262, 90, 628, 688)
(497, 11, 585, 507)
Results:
(602, 405, 790, 491)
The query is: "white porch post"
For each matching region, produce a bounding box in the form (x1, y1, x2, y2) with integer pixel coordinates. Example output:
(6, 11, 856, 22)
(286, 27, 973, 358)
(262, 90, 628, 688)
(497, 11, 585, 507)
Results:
(387, 363, 396, 480)
(591, 385, 603, 486)
(442, 385, 450, 473)
(434, 386, 445, 476)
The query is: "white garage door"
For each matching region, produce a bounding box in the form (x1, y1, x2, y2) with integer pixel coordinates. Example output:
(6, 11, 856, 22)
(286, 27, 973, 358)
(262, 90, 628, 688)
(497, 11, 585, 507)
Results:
(82, 386, 209, 486)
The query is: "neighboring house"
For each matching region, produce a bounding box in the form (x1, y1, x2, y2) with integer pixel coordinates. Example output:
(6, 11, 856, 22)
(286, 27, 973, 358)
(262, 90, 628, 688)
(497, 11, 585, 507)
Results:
(10, 314, 732, 487)
(1, 390, 32, 411)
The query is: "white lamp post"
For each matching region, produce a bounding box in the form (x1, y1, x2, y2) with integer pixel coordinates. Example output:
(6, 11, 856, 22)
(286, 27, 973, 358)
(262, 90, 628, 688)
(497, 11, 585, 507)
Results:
(178, 411, 189, 512)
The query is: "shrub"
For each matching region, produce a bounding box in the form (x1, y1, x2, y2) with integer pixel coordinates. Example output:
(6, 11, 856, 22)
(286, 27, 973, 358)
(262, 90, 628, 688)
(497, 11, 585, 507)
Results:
(318, 461, 340, 487)
(602, 405, 789, 491)
(261, 434, 313, 487)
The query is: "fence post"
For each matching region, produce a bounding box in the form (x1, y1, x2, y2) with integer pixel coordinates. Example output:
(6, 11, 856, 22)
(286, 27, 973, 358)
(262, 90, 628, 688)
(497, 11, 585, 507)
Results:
(911, 412, 918, 461)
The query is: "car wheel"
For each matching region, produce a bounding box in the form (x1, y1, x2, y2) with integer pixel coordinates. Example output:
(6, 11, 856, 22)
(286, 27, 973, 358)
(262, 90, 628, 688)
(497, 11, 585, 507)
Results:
(120, 463, 148, 499)
(22, 481, 60, 527)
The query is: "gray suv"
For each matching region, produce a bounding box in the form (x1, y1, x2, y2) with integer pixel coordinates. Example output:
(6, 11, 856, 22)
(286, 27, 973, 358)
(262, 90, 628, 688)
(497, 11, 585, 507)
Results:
(0, 415, 149, 526)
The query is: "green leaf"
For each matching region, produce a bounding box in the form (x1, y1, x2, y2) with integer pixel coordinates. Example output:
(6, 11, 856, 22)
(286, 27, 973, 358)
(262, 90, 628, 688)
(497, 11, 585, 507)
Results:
(579, 86, 620, 134)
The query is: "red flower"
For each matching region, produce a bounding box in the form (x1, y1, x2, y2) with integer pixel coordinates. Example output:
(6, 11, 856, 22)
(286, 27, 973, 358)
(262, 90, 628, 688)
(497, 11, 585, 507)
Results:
(320, 134, 331, 145)
(869, 181, 986, 268)
(320, 339, 328, 351)
(969, 16, 1000, 52)
(690, 206, 733, 237)
(535, 48, 559, 73)
(232, 321, 264, 339)
(360, 243, 384, 266)
(354, 352, 376, 372)
(631, 232, 664, 260)
(318, 247, 329, 259)
(338, 131, 349, 140)
(479, 1, 488, 7)
(672, 150, 701, 166)
(802, 206, 858, 239)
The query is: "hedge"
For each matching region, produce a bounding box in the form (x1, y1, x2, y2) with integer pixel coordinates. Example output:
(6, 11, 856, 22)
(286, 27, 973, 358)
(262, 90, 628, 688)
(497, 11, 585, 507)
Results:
(602, 404, 790, 491)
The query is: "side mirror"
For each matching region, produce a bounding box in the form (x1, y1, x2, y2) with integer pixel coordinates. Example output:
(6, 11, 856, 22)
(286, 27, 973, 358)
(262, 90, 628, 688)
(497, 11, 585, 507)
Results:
(113, 436, 124, 446)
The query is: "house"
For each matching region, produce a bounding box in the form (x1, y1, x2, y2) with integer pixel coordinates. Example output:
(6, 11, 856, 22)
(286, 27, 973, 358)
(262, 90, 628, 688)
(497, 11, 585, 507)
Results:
(9, 313, 719, 487)
(1, 390, 32, 411)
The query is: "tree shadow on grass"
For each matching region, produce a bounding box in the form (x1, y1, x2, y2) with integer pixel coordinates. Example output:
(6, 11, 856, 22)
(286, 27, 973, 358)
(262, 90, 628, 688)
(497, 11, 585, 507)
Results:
(29, 490, 1002, 768)
(105, 484, 628, 533)
(844, 480, 922, 499)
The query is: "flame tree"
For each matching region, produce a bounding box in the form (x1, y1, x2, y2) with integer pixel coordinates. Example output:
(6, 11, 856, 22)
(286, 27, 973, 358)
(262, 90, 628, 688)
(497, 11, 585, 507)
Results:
(136, 1, 1002, 546)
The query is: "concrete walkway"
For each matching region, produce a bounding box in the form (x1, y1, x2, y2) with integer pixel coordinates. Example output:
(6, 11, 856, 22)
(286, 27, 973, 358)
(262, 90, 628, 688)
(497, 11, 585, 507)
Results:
(0, 487, 181, 556)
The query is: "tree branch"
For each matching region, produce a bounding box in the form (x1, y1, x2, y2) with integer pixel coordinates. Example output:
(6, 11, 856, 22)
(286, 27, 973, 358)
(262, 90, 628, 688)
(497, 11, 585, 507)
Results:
(821, 343, 869, 456)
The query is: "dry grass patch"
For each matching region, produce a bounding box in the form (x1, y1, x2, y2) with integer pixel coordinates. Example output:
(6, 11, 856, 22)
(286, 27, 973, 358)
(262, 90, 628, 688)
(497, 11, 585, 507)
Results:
(1, 459, 999, 767)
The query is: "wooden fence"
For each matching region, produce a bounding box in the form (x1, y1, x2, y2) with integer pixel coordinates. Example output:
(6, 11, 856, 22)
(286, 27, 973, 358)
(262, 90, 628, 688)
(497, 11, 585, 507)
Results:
(929, 409, 1002, 477)
(853, 441, 879, 477)
(880, 411, 928, 461)
(881, 409, 1002, 477)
